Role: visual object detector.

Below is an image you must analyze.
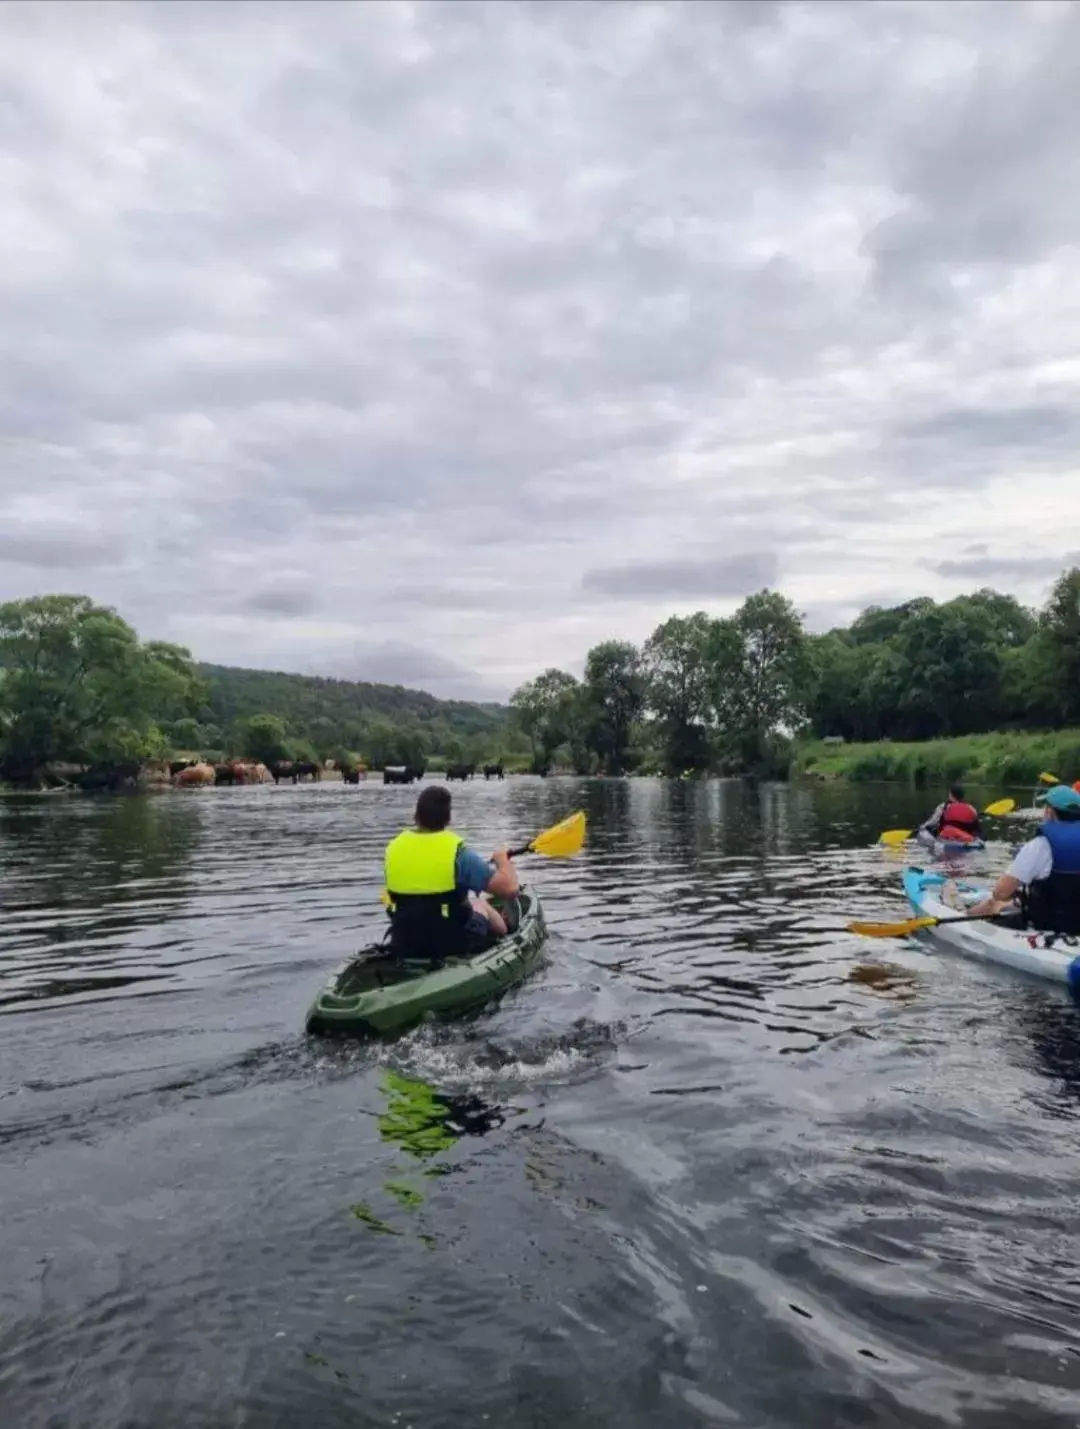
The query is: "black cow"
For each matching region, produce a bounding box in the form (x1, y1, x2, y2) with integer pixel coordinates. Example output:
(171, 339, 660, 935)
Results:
(446, 762, 475, 782)
(78, 761, 141, 793)
(383, 764, 424, 785)
(268, 760, 297, 784)
(293, 760, 321, 782)
(482, 763, 504, 780)
(341, 766, 361, 785)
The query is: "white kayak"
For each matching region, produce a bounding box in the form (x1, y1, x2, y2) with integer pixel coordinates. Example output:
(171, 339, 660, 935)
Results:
(902, 868, 1080, 988)
(1004, 806, 1043, 823)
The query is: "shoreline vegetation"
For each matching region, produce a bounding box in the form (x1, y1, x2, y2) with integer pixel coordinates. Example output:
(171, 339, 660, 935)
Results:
(794, 730, 1080, 790)
(2, 566, 1079, 790)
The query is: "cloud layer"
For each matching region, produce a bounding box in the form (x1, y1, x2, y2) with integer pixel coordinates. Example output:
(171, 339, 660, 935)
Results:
(1, 1, 1078, 698)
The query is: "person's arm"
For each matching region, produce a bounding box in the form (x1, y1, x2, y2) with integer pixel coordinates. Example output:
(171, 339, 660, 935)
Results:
(967, 839, 1049, 916)
(486, 849, 520, 899)
(921, 802, 945, 834)
(456, 844, 519, 900)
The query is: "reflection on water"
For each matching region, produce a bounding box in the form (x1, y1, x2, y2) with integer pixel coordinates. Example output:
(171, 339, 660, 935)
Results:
(3, 776, 1080, 1428)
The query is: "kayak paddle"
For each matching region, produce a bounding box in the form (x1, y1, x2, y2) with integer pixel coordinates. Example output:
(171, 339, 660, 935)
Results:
(1039, 771, 1060, 785)
(378, 810, 587, 905)
(878, 797, 1016, 846)
(848, 909, 1008, 938)
(509, 809, 586, 859)
(984, 797, 1017, 817)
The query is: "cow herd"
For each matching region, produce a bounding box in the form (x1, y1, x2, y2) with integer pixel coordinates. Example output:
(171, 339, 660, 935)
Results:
(445, 762, 505, 781)
(169, 758, 331, 787)
(79, 758, 509, 793)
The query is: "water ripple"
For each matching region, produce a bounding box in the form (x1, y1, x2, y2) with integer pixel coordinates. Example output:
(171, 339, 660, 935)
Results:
(3, 777, 1080, 1427)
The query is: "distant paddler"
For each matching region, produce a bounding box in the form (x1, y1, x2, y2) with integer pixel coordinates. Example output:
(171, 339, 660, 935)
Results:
(915, 783, 983, 849)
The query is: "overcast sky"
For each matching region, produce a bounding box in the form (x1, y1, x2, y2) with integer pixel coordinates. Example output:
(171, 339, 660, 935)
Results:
(2, 1, 1078, 701)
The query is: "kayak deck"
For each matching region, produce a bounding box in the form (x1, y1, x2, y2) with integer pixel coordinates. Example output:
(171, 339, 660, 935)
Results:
(902, 868, 1080, 988)
(306, 886, 548, 1037)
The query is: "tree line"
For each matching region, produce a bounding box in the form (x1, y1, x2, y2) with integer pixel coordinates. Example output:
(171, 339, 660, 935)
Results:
(0, 594, 513, 786)
(510, 567, 1080, 776)
(4, 568, 1077, 788)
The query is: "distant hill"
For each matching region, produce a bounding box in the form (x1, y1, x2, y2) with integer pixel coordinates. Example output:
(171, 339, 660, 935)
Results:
(197, 662, 509, 765)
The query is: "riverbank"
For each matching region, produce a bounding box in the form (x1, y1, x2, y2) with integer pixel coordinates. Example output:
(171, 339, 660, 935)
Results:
(795, 730, 1080, 787)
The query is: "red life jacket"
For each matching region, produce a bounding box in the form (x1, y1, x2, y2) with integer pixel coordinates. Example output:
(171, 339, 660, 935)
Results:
(939, 800, 979, 842)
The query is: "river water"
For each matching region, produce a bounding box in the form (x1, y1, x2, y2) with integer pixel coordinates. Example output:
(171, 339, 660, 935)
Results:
(2, 776, 1079, 1428)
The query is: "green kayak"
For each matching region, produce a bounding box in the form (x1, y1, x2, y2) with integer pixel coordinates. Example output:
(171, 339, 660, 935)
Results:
(305, 886, 548, 1038)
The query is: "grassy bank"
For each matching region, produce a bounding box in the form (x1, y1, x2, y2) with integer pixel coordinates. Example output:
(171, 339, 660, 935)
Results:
(795, 730, 1080, 788)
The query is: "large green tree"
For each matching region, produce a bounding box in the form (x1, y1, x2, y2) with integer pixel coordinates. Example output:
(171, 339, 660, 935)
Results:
(581, 639, 645, 774)
(642, 612, 717, 773)
(0, 595, 203, 784)
(713, 591, 811, 765)
(509, 668, 580, 773)
(1039, 566, 1080, 725)
(236, 713, 292, 766)
(892, 600, 1002, 737)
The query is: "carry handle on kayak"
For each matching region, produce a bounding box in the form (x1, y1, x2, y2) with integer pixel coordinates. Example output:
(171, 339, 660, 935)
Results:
(508, 810, 586, 860)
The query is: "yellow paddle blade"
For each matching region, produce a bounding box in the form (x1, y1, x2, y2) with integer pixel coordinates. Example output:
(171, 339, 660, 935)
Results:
(379, 888, 391, 907)
(848, 916, 938, 938)
(528, 810, 586, 858)
(983, 797, 1015, 816)
(879, 829, 913, 846)
(1039, 771, 1060, 784)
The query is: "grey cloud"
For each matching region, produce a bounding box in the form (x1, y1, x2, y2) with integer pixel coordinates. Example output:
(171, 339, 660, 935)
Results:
(240, 585, 320, 618)
(927, 553, 1080, 583)
(0, 525, 119, 570)
(583, 552, 779, 600)
(898, 405, 1079, 450)
(0, 1, 1076, 690)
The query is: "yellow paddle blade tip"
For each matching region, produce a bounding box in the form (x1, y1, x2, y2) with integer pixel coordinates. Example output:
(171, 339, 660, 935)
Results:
(530, 809, 587, 857)
(879, 829, 913, 846)
(983, 798, 1015, 816)
(848, 916, 935, 938)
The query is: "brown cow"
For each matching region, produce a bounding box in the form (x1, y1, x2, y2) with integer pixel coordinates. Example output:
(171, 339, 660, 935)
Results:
(174, 762, 215, 788)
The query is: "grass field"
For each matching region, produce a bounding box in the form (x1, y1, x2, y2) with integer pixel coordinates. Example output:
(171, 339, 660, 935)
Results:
(794, 730, 1080, 789)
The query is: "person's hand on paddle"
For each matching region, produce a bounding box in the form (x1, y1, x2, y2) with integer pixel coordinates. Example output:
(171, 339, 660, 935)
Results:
(487, 848, 519, 898)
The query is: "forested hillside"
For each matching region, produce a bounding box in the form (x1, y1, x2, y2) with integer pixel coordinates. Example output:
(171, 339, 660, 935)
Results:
(197, 663, 509, 767)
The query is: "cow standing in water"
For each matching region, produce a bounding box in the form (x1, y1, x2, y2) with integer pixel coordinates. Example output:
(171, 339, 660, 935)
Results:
(482, 763, 505, 780)
(383, 765, 424, 785)
(174, 763, 215, 788)
(446, 762, 475, 781)
(269, 760, 321, 784)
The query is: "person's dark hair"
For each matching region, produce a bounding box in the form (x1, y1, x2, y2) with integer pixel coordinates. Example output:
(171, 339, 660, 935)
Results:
(1057, 806, 1080, 824)
(948, 783, 965, 801)
(415, 785, 452, 831)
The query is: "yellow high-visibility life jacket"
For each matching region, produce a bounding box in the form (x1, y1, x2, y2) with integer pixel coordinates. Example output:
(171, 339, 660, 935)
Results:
(384, 828, 469, 956)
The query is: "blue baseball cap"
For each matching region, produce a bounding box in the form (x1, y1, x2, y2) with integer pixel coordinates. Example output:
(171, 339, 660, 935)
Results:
(1036, 784, 1080, 812)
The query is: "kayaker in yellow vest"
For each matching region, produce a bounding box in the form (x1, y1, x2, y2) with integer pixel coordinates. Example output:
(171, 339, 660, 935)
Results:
(384, 785, 520, 960)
